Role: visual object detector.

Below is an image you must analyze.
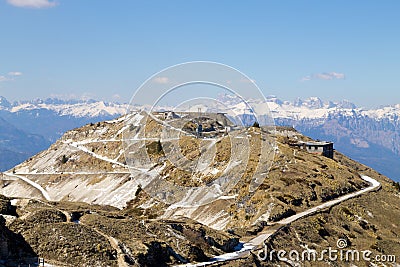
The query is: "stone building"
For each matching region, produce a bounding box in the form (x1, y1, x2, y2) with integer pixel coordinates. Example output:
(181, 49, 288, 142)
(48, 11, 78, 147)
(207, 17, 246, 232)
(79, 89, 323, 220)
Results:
(291, 141, 334, 159)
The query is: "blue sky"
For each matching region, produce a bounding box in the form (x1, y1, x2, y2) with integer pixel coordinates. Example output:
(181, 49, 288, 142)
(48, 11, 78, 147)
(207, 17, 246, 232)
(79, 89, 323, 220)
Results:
(0, 0, 399, 108)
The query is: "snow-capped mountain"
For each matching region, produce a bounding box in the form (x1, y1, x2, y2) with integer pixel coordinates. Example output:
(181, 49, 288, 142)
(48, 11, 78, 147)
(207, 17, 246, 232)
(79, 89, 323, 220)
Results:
(260, 96, 400, 180)
(0, 96, 128, 171)
(221, 94, 399, 121)
(0, 95, 399, 180)
(0, 97, 128, 141)
(1, 97, 127, 117)
(4, 105, 399, 267)
(205, 94, 400, 180)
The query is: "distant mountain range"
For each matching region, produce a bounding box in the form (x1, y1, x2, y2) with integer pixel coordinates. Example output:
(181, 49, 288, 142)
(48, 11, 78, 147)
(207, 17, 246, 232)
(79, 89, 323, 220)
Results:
(0, 95, 399, 181)
(262, 96, 400, 181)
(0, 96, 127, 171)
(4, 104, 400, 266)
(172, 94, 400, 181)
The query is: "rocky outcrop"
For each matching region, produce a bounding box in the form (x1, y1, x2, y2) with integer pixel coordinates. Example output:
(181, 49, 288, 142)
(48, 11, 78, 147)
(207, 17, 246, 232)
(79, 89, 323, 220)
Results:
(0, 195, 16, 216)
(0, 215, 38, 267)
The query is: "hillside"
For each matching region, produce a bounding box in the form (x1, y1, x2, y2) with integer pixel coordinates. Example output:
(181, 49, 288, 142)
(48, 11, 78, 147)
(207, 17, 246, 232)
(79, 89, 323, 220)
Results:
(1, 111, 399, 266)
(0, 96, 127, 171)
(258, 96, 400, 181)
(219, 154, 400, 267)
(0, 117, 50, 171)
(0, 95, 399, 181)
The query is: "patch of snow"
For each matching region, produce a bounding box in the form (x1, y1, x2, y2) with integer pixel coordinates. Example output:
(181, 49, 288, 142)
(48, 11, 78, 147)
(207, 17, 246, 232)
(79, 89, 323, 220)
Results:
(10, 101, 128, 117)
(105, 115, 127, 124)
(66, 141, 127, 168)
(175, 242, 254, 267)
(255, 202, 275, 224)
(114, 124, 130, 138)
(217, 194, 237, 200)
(3, 173, 51, 201)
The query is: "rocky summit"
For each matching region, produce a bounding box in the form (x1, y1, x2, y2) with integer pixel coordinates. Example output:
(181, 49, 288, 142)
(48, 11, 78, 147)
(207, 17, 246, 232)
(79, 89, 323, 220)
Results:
(1, 112, 400, 267)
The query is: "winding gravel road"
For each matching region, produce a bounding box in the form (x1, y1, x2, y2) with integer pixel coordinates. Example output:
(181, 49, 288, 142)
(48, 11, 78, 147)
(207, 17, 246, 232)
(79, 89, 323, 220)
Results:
(177, 174, 381, 267)
(3, 172, 51, 201)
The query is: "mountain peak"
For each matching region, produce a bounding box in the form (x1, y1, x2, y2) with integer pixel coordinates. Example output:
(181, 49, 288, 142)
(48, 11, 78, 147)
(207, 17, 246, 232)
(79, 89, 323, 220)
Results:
(266, 95, 283, 105)
(337, 99, 357, 109)
(303, 97, 324, 109)
(0, 96, 12, 109)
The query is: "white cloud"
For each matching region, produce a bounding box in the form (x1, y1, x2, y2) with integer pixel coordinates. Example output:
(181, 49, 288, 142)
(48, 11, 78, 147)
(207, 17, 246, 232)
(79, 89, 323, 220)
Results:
(7, 0, 57, 8)
(301, 72, 345, 82)
(8, 71, 23, 76)
(0, 71, 23, 82)
(301, 76, 312, 82)
(153, 77, 170, 84)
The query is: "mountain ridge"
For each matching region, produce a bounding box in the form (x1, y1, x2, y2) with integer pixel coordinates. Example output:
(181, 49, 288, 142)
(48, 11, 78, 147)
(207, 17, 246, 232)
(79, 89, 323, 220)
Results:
(1, 111, 400, 266)
(0, 97, 127, 171)
(0, 95, 398, 180)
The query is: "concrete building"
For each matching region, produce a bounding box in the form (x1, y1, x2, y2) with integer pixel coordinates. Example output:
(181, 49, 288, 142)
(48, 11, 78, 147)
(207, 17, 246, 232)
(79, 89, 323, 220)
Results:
(291, 141, 334, 159)
(153, 111, 180, 120)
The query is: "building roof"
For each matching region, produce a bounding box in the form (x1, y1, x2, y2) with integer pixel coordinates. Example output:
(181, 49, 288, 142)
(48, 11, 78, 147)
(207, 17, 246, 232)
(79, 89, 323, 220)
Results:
(303, 141, 333, 146)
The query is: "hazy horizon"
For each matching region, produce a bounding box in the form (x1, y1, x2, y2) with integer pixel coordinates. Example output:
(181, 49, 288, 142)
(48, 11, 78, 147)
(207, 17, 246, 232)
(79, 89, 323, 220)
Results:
(0, 1, 399, 108)
(1, 93, 398, 111)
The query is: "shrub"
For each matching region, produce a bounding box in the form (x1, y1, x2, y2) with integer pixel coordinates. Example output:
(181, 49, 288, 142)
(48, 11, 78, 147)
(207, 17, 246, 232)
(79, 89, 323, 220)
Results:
(61, 155, 68, 164)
